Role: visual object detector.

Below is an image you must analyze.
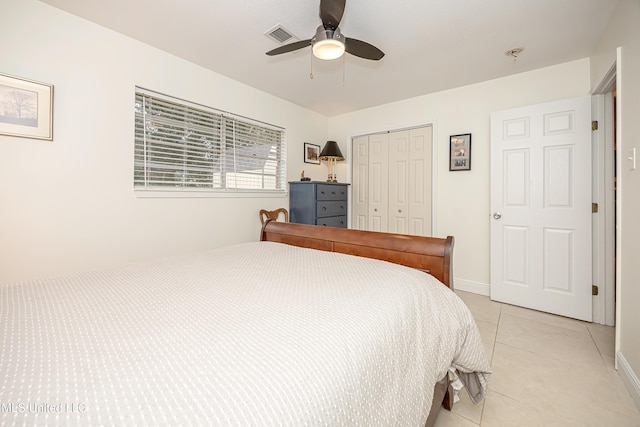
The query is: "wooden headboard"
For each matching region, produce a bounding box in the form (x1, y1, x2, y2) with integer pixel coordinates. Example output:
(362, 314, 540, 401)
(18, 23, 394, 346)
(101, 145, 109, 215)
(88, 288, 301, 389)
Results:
(260, 221, 454, 288)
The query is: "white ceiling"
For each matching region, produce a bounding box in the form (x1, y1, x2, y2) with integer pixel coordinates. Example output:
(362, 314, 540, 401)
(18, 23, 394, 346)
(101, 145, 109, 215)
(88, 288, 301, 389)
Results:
(40, 0, 617, 117)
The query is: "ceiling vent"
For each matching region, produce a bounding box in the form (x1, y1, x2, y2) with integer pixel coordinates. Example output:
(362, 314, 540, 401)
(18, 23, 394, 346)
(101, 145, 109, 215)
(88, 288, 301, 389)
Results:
(265, 24, 297, 44)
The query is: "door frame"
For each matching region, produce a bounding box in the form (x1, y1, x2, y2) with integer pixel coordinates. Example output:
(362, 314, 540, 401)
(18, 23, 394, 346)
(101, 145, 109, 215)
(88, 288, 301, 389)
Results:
(592, 62, 617, 326)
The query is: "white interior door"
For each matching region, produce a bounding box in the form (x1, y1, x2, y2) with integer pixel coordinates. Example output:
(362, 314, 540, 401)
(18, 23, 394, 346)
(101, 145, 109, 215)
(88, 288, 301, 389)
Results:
(368, 133, 389, 232)
(351, 135, 369, 230)
(490, 96, 592, 321)
(388, 130, 409, 234)
(408, 126, 432, 236)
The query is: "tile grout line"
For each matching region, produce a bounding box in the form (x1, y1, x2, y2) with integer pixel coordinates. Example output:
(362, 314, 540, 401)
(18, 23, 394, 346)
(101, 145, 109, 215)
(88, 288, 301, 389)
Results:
(586, 325, 609, 366)
(479, 303, 502, 426)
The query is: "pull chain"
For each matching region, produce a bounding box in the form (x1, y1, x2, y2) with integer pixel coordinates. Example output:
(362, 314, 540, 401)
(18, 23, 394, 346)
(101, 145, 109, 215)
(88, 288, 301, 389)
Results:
(309, 50, 314, 79)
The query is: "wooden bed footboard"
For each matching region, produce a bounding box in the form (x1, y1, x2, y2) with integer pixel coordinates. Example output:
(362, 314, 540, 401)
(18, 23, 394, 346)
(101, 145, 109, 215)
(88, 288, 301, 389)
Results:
(260, 221, 454, 288)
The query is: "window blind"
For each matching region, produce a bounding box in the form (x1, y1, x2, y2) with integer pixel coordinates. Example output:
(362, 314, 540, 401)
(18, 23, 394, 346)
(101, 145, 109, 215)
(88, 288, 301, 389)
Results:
(134, 89, 286, 193)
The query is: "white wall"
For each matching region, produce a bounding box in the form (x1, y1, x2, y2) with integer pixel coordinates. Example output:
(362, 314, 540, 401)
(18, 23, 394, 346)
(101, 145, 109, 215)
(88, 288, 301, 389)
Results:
(0, 0, 329, 284)
(329, 59, 591, 293)
(591, 0, 640, 409)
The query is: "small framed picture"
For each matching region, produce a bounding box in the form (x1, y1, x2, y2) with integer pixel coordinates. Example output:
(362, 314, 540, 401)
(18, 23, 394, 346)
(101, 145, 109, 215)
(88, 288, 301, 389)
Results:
(449, 133, 471, 171)
(304, 142, 320, 164)
(0, 73, 54, 141)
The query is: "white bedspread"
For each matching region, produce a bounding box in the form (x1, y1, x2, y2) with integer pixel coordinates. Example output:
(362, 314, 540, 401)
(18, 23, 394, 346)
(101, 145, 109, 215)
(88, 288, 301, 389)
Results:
(0, 242, 490, 426)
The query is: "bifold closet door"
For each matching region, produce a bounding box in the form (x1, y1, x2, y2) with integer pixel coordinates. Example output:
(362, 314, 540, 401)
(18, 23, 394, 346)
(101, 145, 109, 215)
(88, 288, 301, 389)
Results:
(351, 135, 369, 230)
(367, 133, 389, 232)
(388, 127, 432, 235)
(388, 130, 410, 234)
(408, 126, 432, 236)
(351, 126, 432, 236)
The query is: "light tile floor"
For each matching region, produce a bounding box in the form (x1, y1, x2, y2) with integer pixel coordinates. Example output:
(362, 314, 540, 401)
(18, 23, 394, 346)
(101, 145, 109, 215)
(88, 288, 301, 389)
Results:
(435, 291, 640, 427)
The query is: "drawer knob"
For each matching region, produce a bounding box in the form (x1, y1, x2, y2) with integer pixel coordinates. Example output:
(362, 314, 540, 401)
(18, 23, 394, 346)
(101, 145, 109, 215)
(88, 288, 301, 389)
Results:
(374, 208, 378, 212)
(398, 209, 402, 213)
(322, 207, 327, 211)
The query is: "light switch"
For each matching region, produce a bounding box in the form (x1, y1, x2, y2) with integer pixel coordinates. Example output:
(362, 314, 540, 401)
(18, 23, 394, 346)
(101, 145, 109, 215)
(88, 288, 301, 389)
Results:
(629, 148, 637, 171)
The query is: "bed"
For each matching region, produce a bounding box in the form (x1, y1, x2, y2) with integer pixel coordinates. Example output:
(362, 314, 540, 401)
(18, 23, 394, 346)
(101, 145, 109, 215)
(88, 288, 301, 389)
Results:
(0, 221, 490, 426)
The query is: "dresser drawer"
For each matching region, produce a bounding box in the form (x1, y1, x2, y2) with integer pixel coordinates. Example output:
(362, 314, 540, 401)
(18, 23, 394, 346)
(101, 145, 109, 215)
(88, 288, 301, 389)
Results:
(317, 200, 347, 217)
(316, 215, 347, 228)
(316, 184, 347, 201)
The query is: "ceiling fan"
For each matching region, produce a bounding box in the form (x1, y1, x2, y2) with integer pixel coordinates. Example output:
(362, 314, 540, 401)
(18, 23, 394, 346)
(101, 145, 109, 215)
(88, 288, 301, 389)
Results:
(266, 0, 384, 61)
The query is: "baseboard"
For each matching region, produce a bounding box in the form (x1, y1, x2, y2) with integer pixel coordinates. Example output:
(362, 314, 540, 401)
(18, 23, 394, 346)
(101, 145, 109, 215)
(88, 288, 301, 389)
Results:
(617, 351, 640, 412)
(454, 278, 490, 296)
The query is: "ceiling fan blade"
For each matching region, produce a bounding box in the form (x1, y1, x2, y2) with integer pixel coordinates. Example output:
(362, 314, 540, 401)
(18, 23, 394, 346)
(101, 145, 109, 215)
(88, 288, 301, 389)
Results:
(319, 0, 346, 29)
(345, 38, 385, 60)
(266, 39, 312, 56)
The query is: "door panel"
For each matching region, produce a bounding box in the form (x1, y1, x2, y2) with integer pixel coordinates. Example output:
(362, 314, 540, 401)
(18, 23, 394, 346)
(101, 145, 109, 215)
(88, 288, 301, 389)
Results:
(368, 133, 388, 232)
(544, 146, 572, 207)
(351, 135, 369, 230)
(408, 127, 432, 236)
(504, 149, 529, 207)
(389, 130, 409, 234)
(543, 228, 573, 292)
(503, 225, 529, 286)
(491, 96, 592, 321)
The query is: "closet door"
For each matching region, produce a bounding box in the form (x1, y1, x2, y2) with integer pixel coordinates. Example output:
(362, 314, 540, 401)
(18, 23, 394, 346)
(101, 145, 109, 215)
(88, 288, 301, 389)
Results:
(368, 133, 389, 232)
(350, 125, 433, 236)
(388, 130, 410, 234)
(408, 126, 432, 236)
(351, 135, 369, 230)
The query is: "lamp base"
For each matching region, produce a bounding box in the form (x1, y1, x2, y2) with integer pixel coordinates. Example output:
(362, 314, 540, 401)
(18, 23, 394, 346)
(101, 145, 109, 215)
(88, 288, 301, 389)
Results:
(325, 158, 339, 183)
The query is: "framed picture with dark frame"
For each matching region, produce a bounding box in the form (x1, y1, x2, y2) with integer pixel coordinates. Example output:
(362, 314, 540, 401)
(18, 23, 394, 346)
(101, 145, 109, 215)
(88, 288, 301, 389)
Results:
(449, 133, 471, 171)
(0, 73, 54, 141)
(304, 142, 320, 164)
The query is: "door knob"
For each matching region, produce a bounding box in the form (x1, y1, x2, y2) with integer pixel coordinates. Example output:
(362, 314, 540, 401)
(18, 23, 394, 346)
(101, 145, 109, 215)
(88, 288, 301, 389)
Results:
(493, 212, 502, 220)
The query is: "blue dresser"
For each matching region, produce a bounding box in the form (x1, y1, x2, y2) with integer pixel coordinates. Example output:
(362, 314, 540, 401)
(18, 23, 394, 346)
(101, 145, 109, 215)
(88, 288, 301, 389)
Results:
(289, 181, 349, 228)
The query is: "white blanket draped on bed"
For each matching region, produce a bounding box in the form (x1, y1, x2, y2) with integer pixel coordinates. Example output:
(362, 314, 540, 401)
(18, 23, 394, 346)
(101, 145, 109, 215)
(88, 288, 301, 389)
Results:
(0, 242, 490, 426)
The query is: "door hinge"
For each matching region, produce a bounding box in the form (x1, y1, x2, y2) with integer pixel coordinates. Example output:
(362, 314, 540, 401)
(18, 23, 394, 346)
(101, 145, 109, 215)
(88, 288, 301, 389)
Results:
(592, 120, 599, 131)
(592, 285, 599, 296)
(592, 203, 598, 213)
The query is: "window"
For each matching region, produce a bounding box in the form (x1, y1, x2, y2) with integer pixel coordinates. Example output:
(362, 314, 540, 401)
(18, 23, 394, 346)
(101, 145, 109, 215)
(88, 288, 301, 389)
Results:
(134, 88, 286, 194)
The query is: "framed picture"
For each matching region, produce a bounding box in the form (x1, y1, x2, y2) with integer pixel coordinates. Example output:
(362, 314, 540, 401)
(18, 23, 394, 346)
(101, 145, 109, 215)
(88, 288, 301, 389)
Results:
(304, 142, 320, 164)
(0, 73, 53, 141)
(449, 133, 471, 171)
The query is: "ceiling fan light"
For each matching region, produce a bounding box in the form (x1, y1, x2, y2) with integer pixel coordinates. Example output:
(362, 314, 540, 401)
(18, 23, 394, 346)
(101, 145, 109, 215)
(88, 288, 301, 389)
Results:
(312, 26, 345, 60)
(313, 39, 345, 60)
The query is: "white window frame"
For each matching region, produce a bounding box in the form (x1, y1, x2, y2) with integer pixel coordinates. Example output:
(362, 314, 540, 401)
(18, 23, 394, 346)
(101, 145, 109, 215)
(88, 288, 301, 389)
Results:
(134, 87, 286, 198)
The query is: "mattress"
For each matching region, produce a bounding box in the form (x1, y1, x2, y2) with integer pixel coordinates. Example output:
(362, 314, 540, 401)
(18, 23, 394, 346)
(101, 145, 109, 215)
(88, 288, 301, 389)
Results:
(0, 241, 491, 426)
